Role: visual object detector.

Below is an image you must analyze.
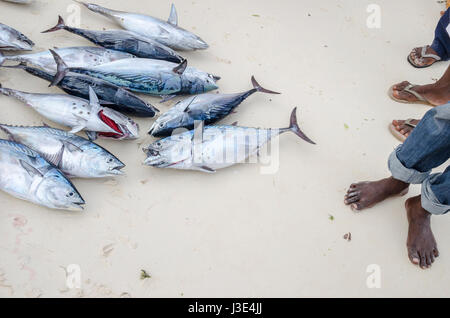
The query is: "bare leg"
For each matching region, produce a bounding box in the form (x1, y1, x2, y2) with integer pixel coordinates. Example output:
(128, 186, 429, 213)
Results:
(392, 66, 450, 106)
(344, 177, 409, 211)
(406, 195, 439, 269)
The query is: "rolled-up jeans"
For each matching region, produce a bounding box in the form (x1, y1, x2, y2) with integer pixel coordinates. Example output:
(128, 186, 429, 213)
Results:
(388, 103, 450, 215)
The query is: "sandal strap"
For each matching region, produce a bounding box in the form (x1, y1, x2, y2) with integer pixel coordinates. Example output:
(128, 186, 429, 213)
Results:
(403, 84, 428, 102)
(420, 46, 441, 61)
(404, 118, 417, 128)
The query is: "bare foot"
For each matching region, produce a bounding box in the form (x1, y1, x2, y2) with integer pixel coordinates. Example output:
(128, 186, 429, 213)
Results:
(409, 46, 440, 67)
(406, 195, 439, 269)
(392, 119, 419, 139)
(392, 81, 450, 106)
(344, 177, 409, 211)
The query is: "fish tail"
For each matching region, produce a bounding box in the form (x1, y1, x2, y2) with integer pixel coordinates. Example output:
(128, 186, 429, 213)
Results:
(49, 49, 69, 87)
(42, 15, 66, 33)
(286, 107, 315, 144)
(251, 76, 281, 94)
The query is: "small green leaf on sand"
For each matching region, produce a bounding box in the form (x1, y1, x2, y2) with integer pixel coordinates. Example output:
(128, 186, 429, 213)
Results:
(140, 269, 151, 280)
(328, 214, 334, 221)
(344, 123, 349, 129)
(252, 14, 260, 17)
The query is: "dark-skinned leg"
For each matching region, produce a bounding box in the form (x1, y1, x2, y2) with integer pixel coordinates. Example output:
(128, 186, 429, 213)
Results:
(345, 103, 450, 211)
(392, 65, 450, 105)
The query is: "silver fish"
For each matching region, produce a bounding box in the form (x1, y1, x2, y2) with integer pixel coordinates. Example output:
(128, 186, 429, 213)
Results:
(78, 2, 208, 51)
(51, 50, 219, 96)
(0, 139, 85, 211)
(0, 84, 139, 140)
(42, 16, 183, 63)
(0, 22, 34, 51)
(0, 125, 125, 178)
(0, 46, 134, 71)
(149, 76, 280, 137)
(143, 108, 315, 173)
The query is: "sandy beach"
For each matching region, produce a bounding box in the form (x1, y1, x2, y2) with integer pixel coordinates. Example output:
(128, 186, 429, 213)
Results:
(0, 0, 449, 297)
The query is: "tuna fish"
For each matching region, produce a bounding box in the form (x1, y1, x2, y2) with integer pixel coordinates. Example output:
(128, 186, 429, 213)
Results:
(0, 84, 139, 140)
(42, 16, 183, 63)
(149, 76, 280, 137)
(0, 22, 34, 51)
(50, 49, 219, 96)
(0, 46, 134, 71)
(0, 125, 125, 178)
(77, 2, 208, 51)
(143, 108, 315, 172)
(0, 139, 85, 211)
(2, 62, 159, 117)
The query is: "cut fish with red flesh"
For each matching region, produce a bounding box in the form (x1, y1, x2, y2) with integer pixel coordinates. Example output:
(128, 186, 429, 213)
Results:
(98, 110, 123, 138)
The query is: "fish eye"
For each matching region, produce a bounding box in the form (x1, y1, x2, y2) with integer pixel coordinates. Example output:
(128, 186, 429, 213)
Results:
(108, 158, 114, 163)
(156, 142, 161, 147)
(68, 192, 74, 197)
(159, 123, 164, 127)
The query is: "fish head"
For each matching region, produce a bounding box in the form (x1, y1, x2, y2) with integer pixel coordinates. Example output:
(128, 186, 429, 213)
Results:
(97, 107, 140, 140)
(143, 134, 191, 168)
(148, 110, 190, 137)
(179, 31, 209, 50)
(86, 148, 126, 177)
(36, 169, 85, 211)
(182, 70, 220, 94)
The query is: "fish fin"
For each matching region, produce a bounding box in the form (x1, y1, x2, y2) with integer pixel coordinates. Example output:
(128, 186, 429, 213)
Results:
(19, 160, 43, 178)
(85, 131, 98, 141)
(160, 94, 177, 103)
(251, 76, 280, 94)
(183, 96, 197, 113)
(88, 86, 101, 111)
(286, 107, 315, 144)
(70, 125, 85, 134)
(62, 140, 83, 152)
(168, 3, 178, 26)
(157, 25, 171, 38)
(0, 52, 4, 66)
(49, 49, 69, 87)
(231, 121, 238, 126)
(42, 15, 66, 33)
(46, 144, 65, 167)
(197, 166, 216, 173)
(172, 59, 187, 75)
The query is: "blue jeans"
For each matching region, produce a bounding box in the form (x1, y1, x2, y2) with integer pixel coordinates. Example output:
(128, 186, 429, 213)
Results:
(388, 103, 450, 215)
(431, 8, 450, 60)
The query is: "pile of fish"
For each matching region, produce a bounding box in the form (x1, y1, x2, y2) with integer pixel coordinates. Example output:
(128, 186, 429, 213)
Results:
(0, 2, 315, 211)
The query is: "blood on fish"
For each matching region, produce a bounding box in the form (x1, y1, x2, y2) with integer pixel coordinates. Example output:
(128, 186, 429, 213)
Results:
(98, 110, 122, 138)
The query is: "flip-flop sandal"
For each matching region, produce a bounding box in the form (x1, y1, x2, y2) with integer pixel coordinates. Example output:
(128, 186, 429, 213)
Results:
(388, 84, 434, 106)
(389, 119, 417, 142)
(407, 46, 441, 68)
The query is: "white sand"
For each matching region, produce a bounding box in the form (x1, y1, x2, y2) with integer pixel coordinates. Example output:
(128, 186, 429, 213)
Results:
(0, 0, 449, 298)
